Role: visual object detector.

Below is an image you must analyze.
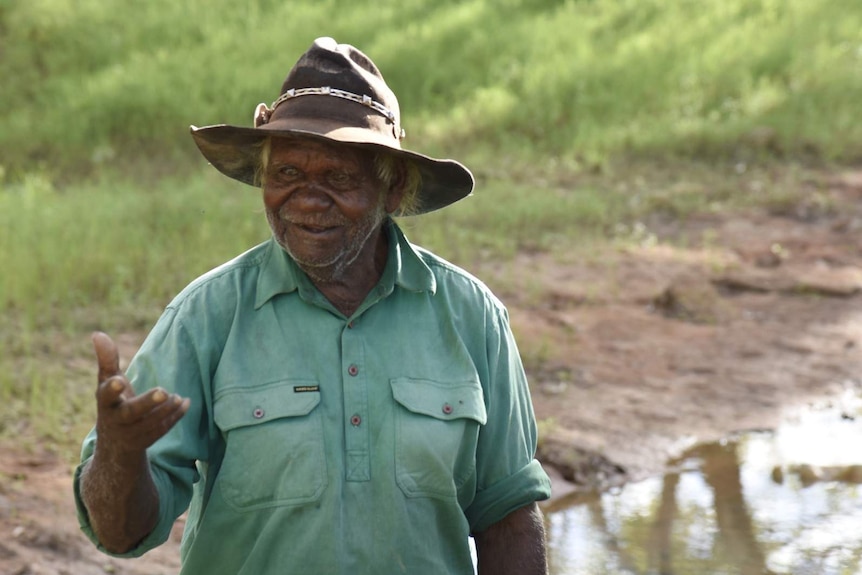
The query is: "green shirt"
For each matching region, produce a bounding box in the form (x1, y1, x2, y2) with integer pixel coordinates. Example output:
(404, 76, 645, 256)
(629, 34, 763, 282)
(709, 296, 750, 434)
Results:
(75, 222, 551, 574)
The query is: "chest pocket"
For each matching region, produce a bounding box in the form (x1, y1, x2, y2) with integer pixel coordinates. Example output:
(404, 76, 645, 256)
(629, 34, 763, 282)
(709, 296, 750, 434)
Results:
(391, 378, 487, 500)
(213, 380, 326, 511)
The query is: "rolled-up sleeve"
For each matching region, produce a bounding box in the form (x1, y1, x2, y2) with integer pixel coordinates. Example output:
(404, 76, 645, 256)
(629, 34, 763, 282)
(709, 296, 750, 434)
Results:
(464, 305, 551, 533)
(73, 306, 213, 557)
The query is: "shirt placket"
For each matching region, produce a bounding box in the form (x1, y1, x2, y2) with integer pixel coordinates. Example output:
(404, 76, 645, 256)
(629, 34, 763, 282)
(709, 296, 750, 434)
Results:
(342, 319, 370, 482)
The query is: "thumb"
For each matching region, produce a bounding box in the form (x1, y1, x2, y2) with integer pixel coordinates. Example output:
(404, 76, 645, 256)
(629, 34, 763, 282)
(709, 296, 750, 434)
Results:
(92, 331, 121, 384)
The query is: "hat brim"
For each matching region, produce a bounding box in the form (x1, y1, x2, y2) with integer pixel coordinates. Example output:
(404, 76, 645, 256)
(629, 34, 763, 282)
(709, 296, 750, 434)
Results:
(190, 124, 474, 216)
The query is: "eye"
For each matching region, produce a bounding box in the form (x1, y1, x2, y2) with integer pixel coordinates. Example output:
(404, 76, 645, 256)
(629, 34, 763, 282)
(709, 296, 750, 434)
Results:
(269, 164, 302, 183)
(327, 170, 355, 189)
(277, 165, 302, 179)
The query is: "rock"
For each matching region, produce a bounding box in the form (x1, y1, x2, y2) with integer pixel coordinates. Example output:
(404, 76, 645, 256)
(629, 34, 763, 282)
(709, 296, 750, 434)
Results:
(770, 465, 784, 484)
(538, 436, 627, 492)
(794, 464, 822, 487)
(713, 268, 795, 293)
(652, 276, 730, 324)
(793, 267, 862, 296)
(715, 265, 862, 297)
(784, 464, 862, 486)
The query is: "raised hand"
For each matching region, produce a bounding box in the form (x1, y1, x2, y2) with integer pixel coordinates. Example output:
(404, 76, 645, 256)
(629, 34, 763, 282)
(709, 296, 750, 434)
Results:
(92, 331, 190, 459)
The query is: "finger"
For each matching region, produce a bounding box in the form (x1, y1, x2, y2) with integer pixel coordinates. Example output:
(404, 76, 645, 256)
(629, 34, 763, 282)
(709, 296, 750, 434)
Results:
(96, 375, 135, 409)
(118, 397, 191, 449)
(130, 397, 191, 441)
(116, 389, 184, 424)
(149, 397, 191, 440)
(92, 331, 121, 384)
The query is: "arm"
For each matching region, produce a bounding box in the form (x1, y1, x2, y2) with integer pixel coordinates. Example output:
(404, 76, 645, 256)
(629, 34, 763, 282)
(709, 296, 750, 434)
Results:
(78, 332, 190, 554)
(474, 502, 548, 575)
(79, 446, 160, 553)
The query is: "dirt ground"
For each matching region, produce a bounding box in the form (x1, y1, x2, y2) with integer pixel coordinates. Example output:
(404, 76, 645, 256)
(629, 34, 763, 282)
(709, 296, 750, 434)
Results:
(1, 169, 860, 574)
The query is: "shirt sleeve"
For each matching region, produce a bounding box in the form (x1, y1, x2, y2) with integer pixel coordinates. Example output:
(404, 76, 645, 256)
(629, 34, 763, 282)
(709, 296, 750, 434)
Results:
(464, 304, 552, 533)
(73, 305, 215, 557)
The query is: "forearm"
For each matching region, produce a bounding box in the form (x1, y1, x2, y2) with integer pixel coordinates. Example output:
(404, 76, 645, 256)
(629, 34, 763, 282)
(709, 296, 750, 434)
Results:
(79, 447, 160, 554)
(475, 502, 548, 575)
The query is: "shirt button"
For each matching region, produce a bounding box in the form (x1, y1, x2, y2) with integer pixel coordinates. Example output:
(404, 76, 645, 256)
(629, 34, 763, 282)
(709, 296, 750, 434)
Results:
(350, 414, 362, 426)
(442, 403, 453, 415)
(253, 407, 265, 419)
(348, 364, 359, 376)
(347, 321, 354, 329)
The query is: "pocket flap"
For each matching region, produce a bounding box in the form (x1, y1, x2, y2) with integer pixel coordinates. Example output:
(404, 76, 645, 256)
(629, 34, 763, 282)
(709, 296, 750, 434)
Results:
(214, 380, 321, 432)
(391, 378, 487, 425)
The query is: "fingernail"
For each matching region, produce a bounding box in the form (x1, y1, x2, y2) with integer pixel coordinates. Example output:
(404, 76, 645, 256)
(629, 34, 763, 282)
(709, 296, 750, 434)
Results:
(153, 390, 166, 402)
(110, 380, 123, 392)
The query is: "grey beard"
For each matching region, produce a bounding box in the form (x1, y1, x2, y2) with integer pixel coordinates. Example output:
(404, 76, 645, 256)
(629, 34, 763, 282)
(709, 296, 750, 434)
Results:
(265, 203, 388, 282)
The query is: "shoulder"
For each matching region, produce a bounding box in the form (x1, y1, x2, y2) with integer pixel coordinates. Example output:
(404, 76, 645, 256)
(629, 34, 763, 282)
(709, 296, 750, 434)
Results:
(410, 243, 508, 317)
(167, 240, 271, 312)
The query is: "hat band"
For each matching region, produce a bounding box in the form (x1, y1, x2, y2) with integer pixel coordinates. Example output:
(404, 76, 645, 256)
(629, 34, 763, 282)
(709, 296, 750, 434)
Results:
(270, 86, 404, 140)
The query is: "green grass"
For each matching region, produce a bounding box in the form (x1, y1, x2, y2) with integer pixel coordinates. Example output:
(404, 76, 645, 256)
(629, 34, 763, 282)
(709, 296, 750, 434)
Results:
(1, 0, 860, 180)
(0, 172, 268, 454)
(1, 0, 861, 453)
(0, 159, 825, 455)
(0, 166, 619, 453)
(0, 171, 269, 322)
(403, 179, 618, 260)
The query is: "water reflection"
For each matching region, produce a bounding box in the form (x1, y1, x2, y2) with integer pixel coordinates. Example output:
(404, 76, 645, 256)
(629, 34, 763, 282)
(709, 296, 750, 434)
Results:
(545, 401, 862, 575)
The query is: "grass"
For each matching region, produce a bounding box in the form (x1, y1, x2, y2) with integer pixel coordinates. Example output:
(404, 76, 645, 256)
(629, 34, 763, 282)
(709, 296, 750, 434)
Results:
(403, 179, 618, 261)
(2, 0, 861, 179)
(0, 171, 268, 456)
(0, 160, 827, 456)
(1, 0, 861, 454)
(0, 171, 269, 322)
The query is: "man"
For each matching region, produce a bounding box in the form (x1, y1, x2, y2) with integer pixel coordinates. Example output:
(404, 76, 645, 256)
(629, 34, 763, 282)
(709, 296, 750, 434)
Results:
(75, 37, 551, 574)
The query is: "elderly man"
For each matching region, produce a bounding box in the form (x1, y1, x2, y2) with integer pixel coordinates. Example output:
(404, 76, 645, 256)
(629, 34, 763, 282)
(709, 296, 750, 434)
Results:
(75, 37, 551, 574)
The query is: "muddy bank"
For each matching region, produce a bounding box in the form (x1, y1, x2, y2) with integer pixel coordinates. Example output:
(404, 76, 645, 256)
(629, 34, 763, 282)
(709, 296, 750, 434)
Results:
(503, 170, 862, 495)
(1, 170, 860, 574)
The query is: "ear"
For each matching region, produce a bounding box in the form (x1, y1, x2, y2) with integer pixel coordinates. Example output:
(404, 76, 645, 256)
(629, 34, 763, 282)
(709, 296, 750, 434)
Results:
(384, 161, 407, 214)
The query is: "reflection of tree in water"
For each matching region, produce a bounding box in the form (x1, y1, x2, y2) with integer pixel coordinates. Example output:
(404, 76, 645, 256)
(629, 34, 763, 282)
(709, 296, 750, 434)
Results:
(642, 441, 776, 574)
(585, 496, 641, 574)
(646, 471, 679, 575)
(694, 441, 775, 575)
(566, 441, 775, 574)
(548, 436, 862, 574)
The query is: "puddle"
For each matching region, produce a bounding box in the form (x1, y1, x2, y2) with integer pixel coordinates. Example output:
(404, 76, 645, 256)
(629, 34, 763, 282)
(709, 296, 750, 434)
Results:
(544, 393, 862, 575)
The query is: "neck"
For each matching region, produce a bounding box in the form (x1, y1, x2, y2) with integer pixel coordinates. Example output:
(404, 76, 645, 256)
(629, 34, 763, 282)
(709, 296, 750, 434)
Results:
(302, 226, 390, 316)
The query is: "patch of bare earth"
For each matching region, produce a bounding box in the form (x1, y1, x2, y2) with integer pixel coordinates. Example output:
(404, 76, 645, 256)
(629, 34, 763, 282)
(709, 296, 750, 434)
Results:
(1, 170, 860, 573)
(0, 446, 183, 575)
(487, 170, 862, 497)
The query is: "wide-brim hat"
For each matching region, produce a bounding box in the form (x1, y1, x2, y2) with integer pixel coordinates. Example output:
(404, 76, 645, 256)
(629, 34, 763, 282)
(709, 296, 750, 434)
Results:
(190, 37, 474, 215)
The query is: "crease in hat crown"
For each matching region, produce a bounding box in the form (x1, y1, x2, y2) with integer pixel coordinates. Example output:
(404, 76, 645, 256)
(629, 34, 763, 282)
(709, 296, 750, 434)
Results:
(189, 36, 474, 215)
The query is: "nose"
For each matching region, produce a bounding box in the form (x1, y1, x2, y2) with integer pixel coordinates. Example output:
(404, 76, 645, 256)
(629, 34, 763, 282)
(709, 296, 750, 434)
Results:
(288, 181, 333, 211)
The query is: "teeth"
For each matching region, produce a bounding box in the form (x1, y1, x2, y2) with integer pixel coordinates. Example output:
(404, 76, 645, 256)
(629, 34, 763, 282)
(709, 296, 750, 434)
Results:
(301, 224, 329, 232)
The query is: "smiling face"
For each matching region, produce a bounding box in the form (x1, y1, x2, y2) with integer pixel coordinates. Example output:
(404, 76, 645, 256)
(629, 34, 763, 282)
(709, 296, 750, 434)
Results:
(263, 137, 403, 283)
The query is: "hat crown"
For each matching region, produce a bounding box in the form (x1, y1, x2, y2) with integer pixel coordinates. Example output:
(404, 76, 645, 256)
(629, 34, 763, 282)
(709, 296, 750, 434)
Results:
(273, 38, 401, 131)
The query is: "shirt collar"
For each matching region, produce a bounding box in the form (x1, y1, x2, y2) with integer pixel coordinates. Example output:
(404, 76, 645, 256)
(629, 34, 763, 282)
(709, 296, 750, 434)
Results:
(254, 220, 435, 310)
(254, 238, 300, 309)
(388, 220, 436, 294)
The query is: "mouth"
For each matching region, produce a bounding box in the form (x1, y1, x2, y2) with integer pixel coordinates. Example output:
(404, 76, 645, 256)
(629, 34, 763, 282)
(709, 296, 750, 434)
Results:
(291, 222, 340, 236)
